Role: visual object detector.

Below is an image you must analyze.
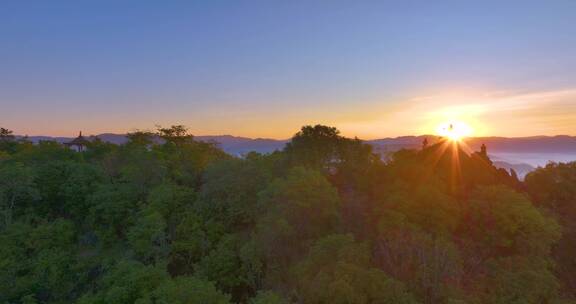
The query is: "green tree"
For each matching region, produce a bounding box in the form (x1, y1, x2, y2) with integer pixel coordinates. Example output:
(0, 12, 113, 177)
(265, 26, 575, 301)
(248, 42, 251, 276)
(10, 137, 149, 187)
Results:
(2, 123, 573, 304)
(525, 162, 576, 297)
(87, 183, 140, 244)
(156, 125, 193, 146)
(195, 158, 272, 229)
(154, 125, 229, 187)
(462, 186, 560, 258)
(258, 167, 340, 241)
(256, 167, 341, 272)
(456, 186, 562, 302)
(0, 219, 78, 303)
(169, 208, 224, 275)
(61, 162, 105, 219)
(117, 143, 166, 198)
(195, 234, 260, 301)
(77, 260, 168, 304)
(127, 211, 169, 263)
(378, 181, 461, 235)
(248, 291, 288, 304)
(0, 127, 17, 153)
(293, 234, 418, 304)
(480, 256, 559, 304)
(141, 276, 231, 304)
(127, 130, 156, 147)
(373, 225, 463, 303)
(0, 162, 38, 227)
(14, 140, 76, 164)
(285, 124, 342, 169)
(284, 125, 377, 182)
(147, 182, 196, 227)
(0, 127, 15, 140)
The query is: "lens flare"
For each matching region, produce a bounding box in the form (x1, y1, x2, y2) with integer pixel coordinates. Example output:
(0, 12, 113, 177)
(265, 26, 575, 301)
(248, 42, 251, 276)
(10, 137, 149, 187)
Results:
(436, 121, 472, 141)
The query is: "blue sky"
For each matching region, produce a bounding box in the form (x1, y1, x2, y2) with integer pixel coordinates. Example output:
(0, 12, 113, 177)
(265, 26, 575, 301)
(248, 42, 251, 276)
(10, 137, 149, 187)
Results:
(1, 1, 575, 138)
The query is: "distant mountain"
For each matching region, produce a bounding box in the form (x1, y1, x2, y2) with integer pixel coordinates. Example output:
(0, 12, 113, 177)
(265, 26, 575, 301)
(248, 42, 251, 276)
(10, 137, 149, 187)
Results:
(23, 134, 288, 155)
(367, 135, 576, 153)
(195, 135, 288, 155)
(367, 135, 576, 175)
(492, 161, 535, 179)
(21, 133, 576, 159)
(22, 136, 76, 144)
(94, 133, 129, 145)
(367, 135, 432, 153)
(466, 136, 576, 153)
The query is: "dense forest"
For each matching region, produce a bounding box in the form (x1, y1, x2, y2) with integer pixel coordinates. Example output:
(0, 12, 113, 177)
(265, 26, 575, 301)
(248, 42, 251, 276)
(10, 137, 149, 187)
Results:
(1, 125, 575, 304)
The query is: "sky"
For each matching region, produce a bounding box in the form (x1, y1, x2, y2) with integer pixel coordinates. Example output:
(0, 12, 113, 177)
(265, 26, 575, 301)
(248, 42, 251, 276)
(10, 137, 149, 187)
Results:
(1, 1, 575, 139)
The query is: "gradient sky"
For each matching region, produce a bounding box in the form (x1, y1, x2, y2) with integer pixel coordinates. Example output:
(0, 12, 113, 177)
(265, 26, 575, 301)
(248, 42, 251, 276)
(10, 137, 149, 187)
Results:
(2, 1, 575, 139)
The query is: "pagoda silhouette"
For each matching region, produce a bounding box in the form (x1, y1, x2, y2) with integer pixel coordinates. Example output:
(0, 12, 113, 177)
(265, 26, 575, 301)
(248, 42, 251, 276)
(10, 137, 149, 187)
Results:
(64, 131, 90, 152)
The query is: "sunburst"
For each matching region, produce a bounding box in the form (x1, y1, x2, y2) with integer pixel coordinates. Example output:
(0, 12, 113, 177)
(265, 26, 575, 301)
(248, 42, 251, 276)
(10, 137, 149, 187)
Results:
(436, 121, 472, 142)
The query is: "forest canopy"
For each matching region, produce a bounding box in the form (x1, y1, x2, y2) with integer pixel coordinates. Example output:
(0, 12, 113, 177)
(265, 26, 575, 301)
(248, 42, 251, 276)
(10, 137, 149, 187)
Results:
(0, 125, 574, 304)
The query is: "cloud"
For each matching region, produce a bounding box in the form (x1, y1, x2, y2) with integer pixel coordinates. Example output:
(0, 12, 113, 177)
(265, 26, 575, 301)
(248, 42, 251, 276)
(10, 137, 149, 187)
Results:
(336, 88, 576, 138)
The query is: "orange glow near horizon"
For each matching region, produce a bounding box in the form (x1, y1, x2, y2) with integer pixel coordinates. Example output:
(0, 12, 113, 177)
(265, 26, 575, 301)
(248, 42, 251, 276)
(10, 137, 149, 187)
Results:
(6, 88, 576, 139)
(436, 121, 473, 141)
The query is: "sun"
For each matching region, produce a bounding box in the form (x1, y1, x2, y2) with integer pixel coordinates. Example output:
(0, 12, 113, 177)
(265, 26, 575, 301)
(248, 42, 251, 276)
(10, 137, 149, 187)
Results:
(436, 121, 473, 141)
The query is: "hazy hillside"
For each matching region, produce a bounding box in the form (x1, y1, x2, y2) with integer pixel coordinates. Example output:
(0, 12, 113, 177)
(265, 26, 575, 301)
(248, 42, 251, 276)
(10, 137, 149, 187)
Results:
(21, 134, 576, 173)
(24, 134, 576, 152)
(491, 161, 535, 179)
(22, 134, 288, 155)
(367, 135, 576, 153)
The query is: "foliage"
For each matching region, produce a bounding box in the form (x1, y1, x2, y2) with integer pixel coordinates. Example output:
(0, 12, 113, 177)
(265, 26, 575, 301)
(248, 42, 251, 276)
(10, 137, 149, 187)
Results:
(248, 291, 288, 304)
(0, 125, 573, 303)
(293, 234, 418, 304)
(140, 276, 231, 304)
(525, 162, 576, 297)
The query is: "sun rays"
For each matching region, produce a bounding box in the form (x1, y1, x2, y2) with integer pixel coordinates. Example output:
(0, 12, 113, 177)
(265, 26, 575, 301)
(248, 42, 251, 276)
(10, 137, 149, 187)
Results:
(436, 121, 473, 142)
(413, 121, 479, 195)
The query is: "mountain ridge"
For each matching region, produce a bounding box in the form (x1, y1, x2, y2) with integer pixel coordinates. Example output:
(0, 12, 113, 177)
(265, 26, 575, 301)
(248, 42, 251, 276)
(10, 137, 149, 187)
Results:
(17, 133, 576, 154)
(16, 133, 576, 177)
